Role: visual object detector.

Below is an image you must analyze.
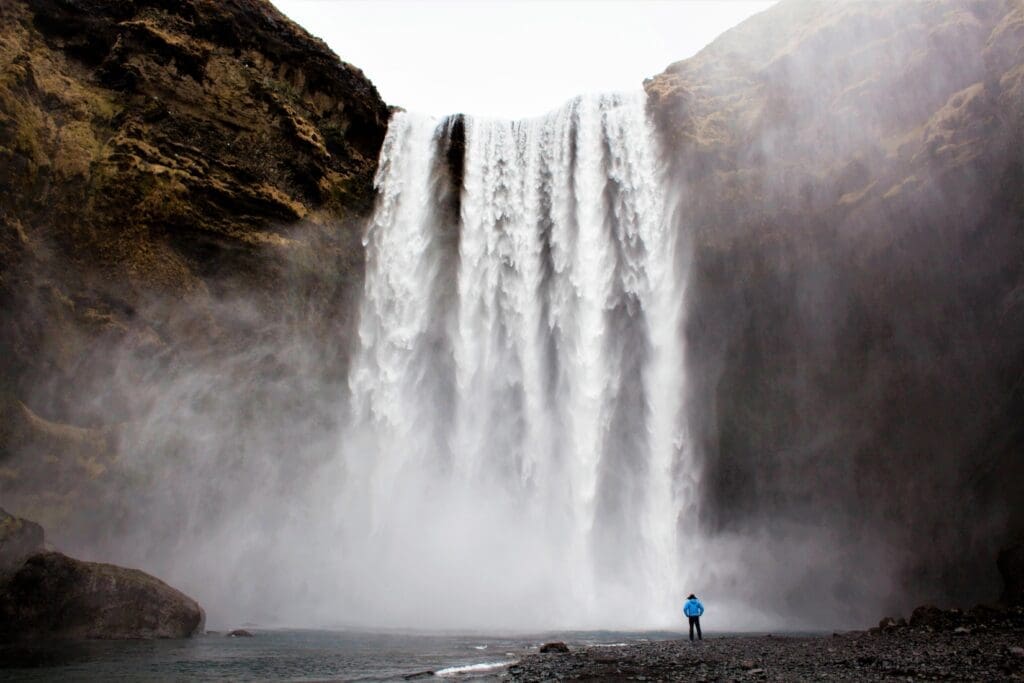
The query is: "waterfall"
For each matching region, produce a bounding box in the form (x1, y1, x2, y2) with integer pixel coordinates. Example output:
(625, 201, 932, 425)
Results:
(342, 92, 689, 629)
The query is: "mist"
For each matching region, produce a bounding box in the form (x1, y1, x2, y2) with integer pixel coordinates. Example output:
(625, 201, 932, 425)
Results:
(649, 0, 1024, 626)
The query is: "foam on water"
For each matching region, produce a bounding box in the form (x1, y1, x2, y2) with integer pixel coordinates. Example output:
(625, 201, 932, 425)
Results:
(436, 660, 517, 676)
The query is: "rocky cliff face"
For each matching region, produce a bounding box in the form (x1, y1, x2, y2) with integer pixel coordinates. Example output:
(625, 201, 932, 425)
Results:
(646, 0, 1024, 621)
(0, 507, 45, 574)
(0, 0, 388, 528)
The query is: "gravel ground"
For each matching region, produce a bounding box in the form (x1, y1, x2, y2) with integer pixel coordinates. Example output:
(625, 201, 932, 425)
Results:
(504, 607, 1024, 681)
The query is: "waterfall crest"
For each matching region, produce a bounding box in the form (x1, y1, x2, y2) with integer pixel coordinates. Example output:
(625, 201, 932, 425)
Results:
(342, 92, 690, 628)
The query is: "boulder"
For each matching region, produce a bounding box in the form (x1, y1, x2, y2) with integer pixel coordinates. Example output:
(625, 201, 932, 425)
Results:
(967, 603, 1008, 622)
(540, 641, 570, 653)
(908, 605, 965, 631)
(0, 552, 204, 640)
(0, 508, 45, 574)
(226, 629, 254, 637)
(909, 605, 941, 629)
(878, 616, 901, 631)
(997, 542, 1024, 605)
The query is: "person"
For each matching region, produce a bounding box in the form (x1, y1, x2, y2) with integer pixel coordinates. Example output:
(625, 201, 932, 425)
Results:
(683, 593, 704, 641)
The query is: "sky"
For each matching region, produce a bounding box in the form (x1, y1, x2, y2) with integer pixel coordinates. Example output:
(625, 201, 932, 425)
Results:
(270, 1, 776, 119)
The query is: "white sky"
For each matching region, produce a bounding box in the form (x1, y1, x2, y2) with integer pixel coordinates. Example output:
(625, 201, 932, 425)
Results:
(271, 0, 776, 119)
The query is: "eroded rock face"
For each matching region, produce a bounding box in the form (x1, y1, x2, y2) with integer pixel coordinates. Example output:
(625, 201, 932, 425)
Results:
(0, 0, 388, 379)
(0, 0, 388, 528)
(646, 0, 1024, 621)
(0, 508, 45, 574)
(0, 551, 204, 640)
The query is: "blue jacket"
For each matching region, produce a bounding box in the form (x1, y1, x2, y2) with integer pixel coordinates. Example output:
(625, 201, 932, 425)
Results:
(683, 597, 704, 618)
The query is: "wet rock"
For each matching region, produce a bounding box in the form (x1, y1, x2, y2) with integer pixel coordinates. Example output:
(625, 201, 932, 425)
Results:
(967, 604, 1006, 622)
(0, 508, 45, 574)
(403, 670, 435, 680)
(0, 551, 204, 639)
(227, 629, 254, 637)
(998, 542, 1024, 605)
(878, 617, 901, 631)
(539, 641, 570, 653)
(909, 605, 951, 629)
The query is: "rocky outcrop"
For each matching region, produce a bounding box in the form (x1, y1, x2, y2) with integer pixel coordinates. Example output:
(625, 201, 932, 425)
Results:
(0, 551, 204, 640)
(0, 507, 44, 574)
(646, 0, 1024, 621)
(998, 542, 1024, 605)
(539, 641, 571, 654)
(0, 0, 388, 528)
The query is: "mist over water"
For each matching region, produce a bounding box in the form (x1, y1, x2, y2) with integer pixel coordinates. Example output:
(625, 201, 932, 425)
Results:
(341, 93, 690, 629)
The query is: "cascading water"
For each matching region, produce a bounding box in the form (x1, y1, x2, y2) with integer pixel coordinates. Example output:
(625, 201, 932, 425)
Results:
(341, 92, 690, 629)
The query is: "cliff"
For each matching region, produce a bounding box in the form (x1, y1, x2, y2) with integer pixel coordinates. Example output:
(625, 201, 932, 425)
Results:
(0, 0, 388, 527)
(646, 0, 1024, 621)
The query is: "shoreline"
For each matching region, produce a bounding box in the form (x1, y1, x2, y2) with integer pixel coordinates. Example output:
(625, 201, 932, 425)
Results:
(503, 607, 1024, 681)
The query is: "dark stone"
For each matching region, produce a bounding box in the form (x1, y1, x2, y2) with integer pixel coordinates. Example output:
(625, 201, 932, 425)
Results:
(0, 552, 204, 640)
(878, 617, 900, 631)
(402, 671, 435, 680)
(0, 508, 45, 574)
(909, 605, 964, 631)
(998, 542, 1024, 605)
(226, 629, 254, 637)
(967, 604, 1007, 624)
(540, 641, 570, 653)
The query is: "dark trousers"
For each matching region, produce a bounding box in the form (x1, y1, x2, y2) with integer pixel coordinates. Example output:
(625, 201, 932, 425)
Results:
(688, 616, 702, 641)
